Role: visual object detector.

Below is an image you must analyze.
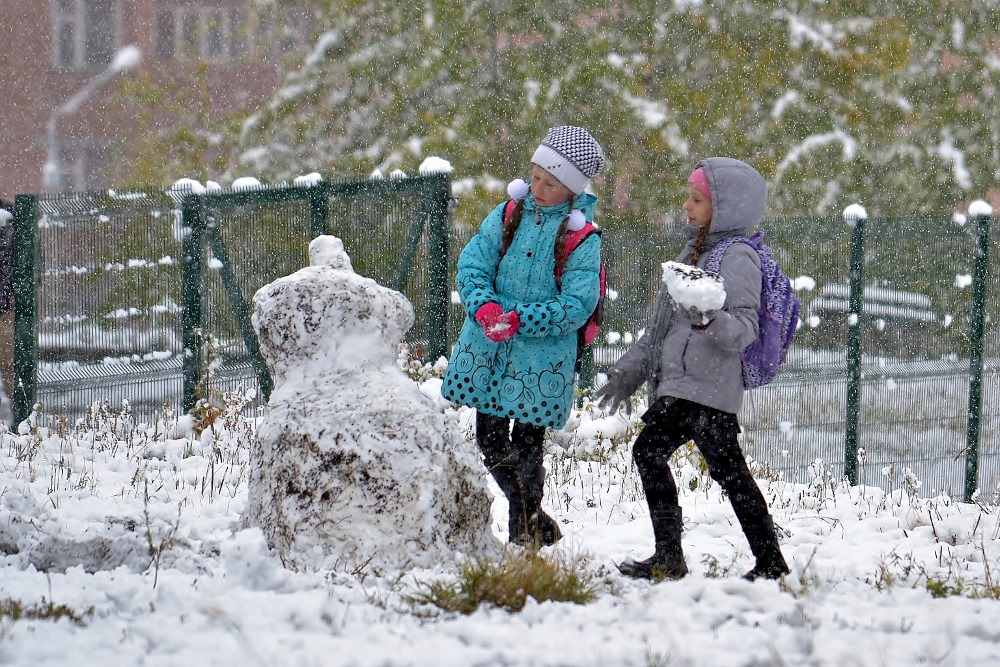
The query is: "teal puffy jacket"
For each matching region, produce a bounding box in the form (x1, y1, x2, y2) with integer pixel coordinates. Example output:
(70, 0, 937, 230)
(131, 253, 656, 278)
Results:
(441, 192, 601, 429)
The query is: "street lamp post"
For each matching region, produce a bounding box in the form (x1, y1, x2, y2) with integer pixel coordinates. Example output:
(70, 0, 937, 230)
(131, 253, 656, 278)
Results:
(43, 45, 143, 191)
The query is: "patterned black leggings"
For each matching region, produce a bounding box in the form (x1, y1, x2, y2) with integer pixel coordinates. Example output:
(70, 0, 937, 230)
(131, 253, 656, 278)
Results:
(632, 397, 769, 523)
(475, 411, 546, 473)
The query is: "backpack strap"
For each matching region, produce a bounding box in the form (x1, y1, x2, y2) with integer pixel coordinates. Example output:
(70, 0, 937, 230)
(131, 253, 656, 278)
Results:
(561, 224, 601, 259)
(502, 199, 518, 225)
(704, 231, 766, 273)
(555, 225, 600, 287)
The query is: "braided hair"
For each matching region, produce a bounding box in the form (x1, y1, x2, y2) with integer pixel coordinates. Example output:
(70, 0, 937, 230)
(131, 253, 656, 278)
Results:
(685, 224, 711, 265)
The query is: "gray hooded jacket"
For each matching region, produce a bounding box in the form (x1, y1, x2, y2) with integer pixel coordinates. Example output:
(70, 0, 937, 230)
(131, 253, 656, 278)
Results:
(610, 157, 767, 415)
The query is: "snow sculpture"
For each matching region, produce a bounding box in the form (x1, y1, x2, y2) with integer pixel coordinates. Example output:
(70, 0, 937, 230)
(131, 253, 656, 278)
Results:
(244, 235, 496, 572)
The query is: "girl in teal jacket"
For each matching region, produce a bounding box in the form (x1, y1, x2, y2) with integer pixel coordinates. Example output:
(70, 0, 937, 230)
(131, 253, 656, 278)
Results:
(441, 126, 605, 547)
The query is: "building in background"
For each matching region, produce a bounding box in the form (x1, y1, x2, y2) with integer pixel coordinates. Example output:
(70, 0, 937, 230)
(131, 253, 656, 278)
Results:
(0, 0, 308, 195)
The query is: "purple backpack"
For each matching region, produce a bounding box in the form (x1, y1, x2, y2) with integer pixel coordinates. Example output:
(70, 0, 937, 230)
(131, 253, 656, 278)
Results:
(704, 231, 801, 389)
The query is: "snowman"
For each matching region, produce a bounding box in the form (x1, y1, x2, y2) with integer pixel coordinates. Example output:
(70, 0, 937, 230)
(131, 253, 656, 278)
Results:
(244, 235, 497, 572)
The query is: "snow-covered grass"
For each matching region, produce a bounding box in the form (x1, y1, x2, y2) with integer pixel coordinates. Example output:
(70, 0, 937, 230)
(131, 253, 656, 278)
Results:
(2, 356, 1000, 666)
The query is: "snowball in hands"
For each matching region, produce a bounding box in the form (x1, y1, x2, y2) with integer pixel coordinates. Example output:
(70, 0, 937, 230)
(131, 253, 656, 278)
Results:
(662, 261, 726, 323)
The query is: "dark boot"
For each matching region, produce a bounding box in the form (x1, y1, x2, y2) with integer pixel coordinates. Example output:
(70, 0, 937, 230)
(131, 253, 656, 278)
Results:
(742, 515, 790, 581)
(620, 429, 687, 580)
(498, 421, 561, 548)
(488, 462, 527, 540)
(510, 459, 562, 548)
(617, 506, 687, 580)
(476, 412, 531, 541)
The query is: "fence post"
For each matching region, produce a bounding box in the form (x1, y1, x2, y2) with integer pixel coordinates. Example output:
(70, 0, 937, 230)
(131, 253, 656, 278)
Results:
(843, 204, 868, 486)
(309, 184, 329, 239)
(964, 201, 992, 502)
(425, 173, 451, 362)
(205, 226, 273, 402)
(181, 194, 207, 413)
(11, 195, 38, 427)
(576, 346, 595, 406)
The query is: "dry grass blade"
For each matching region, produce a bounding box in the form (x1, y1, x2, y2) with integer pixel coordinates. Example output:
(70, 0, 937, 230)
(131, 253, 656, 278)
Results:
(406, 550, 600, 615)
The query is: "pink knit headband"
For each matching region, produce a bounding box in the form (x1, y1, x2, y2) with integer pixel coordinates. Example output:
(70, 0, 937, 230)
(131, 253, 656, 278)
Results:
(688, 167, 711, 199)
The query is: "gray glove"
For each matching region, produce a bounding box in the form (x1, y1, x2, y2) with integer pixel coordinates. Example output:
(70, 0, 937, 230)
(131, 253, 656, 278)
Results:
(593, 368, 637, 416)
(681, 305, 718, 328)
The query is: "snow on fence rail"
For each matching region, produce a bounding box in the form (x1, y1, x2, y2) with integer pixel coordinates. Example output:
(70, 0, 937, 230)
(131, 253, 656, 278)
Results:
(808, 282, 937, 323)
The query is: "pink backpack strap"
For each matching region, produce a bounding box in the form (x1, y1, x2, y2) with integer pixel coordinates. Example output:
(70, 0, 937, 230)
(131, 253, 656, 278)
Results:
(502, 199, 517, 223)
(556, 223, 600, 278)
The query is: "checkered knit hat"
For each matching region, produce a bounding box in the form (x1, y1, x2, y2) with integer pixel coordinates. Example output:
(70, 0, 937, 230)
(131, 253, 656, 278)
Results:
(531, 126, 605, 194)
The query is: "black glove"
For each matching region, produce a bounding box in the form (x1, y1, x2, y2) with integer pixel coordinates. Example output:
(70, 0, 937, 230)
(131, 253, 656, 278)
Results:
(681, 305, 718, 328)
(593, 368, 636, 416)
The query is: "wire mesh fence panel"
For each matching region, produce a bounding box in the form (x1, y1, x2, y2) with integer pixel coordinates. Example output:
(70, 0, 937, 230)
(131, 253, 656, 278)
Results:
(846, 217, 978, 497)
(35, 189, 186, 421)
(28, 176, 451, 424)
(744, 216, 987, 496)
(194, 175, 450, 410)
(591, 215, 995, 497)
(598, 222, 684, 363)
(200, 191, 315, 411)
(326, 178, 439, 352)
(447, 224, 475, 348)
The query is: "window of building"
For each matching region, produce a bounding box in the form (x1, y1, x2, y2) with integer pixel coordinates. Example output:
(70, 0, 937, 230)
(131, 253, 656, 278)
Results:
(205, 12, 224, 59)
(58, 141, 114, 192)
(278, 12, 302, 55)
(155, 10, 174, 60)
(152, 3, 311, 64)
(228, 12, 248, 59)
(155, 5, 251, 63)
(56, 21, 76, 67)
(85, 0, 115, 65)
(181, 11, 200, 58)
(51, 0, 121, 71)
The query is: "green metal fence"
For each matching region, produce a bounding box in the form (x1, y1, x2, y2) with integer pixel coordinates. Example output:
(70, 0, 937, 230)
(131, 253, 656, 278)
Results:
(8, 181, 998, 501)
(584, 211, 998, 501)
(9, 174, 451, 425)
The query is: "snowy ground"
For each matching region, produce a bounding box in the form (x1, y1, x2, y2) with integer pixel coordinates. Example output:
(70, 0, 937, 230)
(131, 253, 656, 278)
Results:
(2, 366, 1000, 667)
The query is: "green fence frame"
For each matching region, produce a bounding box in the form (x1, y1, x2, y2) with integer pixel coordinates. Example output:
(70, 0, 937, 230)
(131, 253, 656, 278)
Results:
(832, 208, 994, 501)
(176, 174, 451, 412)
(843, 209, 867, 485)
(963, 211, 991, 501)
(586, 210, 998, 500)
(10, 195, 39, 426)
(10, 174, 452, 424)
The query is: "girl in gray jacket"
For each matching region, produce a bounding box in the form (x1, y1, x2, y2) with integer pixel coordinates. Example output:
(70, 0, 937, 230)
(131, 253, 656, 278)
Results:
(594, 157, 789, 581)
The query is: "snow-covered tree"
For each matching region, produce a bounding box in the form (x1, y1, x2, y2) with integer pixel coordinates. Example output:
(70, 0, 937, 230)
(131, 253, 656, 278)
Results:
(119, 1, 1000, 222)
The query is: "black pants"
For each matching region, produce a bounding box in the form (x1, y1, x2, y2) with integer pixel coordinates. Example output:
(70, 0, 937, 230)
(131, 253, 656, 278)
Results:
(475, 412, 546, 474)
(632, 397, 770, 524)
